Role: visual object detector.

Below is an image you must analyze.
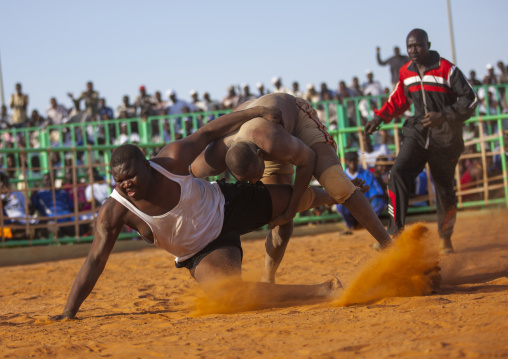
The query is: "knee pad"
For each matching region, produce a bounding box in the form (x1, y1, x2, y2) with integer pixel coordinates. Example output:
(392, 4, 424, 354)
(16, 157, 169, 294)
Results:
(318, 164, 356, 204)
(296, 186, 316, 213)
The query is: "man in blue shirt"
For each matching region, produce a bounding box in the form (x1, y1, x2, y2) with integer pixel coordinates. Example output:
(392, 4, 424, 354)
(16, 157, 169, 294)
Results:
(31, 173, 87, 236)
(336, 152, 387, 234)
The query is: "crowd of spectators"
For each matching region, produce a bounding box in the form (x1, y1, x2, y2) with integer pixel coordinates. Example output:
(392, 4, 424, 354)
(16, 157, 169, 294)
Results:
(1, 51, 508, 240)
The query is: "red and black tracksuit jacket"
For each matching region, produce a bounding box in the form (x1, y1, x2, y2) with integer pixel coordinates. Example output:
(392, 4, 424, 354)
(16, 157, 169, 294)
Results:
(374, 51, 478, 151)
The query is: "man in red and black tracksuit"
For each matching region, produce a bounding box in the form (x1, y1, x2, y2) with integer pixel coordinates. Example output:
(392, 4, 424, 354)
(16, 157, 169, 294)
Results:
(365, 28, 478, 253)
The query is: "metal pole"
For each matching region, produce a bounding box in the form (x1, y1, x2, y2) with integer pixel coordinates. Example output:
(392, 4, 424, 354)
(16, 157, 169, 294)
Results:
(447, 0, 457, 64)
(0, 50, 5, 107)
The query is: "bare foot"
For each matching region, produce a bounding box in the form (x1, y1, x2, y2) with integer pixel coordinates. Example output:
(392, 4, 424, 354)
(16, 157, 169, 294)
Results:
(424, 265, 442, 293)
(321, 276, 343, 298)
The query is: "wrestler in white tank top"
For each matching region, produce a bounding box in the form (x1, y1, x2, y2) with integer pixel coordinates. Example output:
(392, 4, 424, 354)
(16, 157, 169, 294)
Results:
(110, 161, 225, 262)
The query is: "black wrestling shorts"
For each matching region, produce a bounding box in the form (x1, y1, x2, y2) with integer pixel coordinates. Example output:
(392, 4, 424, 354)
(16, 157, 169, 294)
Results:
(175, 179, 273, 272)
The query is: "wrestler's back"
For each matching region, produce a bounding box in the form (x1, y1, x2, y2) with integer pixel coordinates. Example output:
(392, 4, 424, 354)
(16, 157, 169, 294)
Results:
(235, 93, 298, 134)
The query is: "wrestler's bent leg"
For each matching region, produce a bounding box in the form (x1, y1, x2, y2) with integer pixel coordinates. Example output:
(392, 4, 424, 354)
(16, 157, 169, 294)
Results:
(311, 143, 392, 248)
(194, 246, 341, 307)
(262, 221, 293, 283)
(261, 173, 294, 283)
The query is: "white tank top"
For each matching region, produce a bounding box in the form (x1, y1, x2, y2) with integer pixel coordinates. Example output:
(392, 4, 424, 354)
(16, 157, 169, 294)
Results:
(110, 161, 225, 262)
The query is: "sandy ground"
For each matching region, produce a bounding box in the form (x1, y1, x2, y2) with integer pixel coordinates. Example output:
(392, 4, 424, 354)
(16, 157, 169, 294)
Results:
(1, 208, 508, 358)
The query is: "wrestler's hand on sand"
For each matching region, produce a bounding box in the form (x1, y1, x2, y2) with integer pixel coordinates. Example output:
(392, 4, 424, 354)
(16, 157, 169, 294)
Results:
(421, 111, 445, 128)
(268, 210, 295, 229)
(351, 178, 369, 194)
(364, 116, 383, 134)
(257, 106, 284, 128)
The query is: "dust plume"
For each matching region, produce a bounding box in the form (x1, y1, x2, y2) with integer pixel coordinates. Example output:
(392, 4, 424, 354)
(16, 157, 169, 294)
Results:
(192, 280, 263, 316)
(334, 223, 440, 307)
(191, 270, 337, 316)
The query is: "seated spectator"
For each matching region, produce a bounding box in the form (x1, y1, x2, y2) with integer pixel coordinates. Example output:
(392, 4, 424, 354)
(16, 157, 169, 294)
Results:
(462, 122, 478, 142)
(46, 97, 69, 125)
(256, 82, 267, 97)
(288, 81, 303, 97)
(477, 80, 499, 116)
(483, 64, 497, 85)
(271, 77, 290, 93)
(0, 172, 41, 238)
(359, 70, 384, 122)
(31, 173, 87, 236)
(178, 106, 200, 134)
(238, 84, 258, 105)
(189, 90, 207, 112)
(349, 76, 363, 97)
(335, 152, 386, 235)
(114, 122, 140, 145)
(221, 86, 241, 109)
(410, 170, 432, 207)
(336, 81, 358, 127)
(166, 89, 189, 115)
(1, 104, 12, 129)
(160, 120, 173, 142)
(477, 79, 500, 135)
(460, 159, 483, 202)
(336, 80, 355, 101)
(62, 168, 89, 212)
(202, 92, 221, 112)
(98, 98, 114, 120)
(372, 155, 391, 201)
(116, 95, 137, 119)
(64, 126, 86, 148)
(319, 82, 335, 101)
(468, 70, 481, 86)
(304, 84, 320, 103)
(27, 155, 43, 182)
(499, 64, 508, 85)
(85, 167, 110, 208)
(316, 91, 337, 126)
(134, 86, 155, 118)
(153, 91, 168, 115)
(5, 153, 19, 181)
(28, 110, 49, 129)
(361, 132, 391, 169)
(166, 89, 191, 130)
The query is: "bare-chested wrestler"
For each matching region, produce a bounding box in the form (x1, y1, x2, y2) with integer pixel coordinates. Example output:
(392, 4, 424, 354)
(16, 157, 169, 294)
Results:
(190, 93, 392, 283)
(52, 105, 345, 320)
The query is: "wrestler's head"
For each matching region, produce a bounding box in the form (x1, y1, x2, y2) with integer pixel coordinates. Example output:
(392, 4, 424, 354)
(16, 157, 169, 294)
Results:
(225, 141, 265, 184)
(111, 144, 151, 200)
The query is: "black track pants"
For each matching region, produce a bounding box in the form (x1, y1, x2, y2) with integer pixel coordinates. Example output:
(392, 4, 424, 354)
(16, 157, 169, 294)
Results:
(387, 137, 461, 240)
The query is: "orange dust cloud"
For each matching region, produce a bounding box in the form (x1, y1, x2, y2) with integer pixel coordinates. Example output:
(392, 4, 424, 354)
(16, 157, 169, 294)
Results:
(192, 279, 265, 316)
(334, 223, 440, 307)
(191, 272, 338, 316)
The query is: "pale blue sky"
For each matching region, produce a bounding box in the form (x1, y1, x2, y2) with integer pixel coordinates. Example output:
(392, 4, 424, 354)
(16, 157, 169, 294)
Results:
(1, 0, 507, 115)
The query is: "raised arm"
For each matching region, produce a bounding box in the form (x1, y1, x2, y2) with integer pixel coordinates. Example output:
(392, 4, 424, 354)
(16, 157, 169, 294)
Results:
(52, 199, 125, 320)
(158, 106, 282, 168)
(376, 47, 388, 66)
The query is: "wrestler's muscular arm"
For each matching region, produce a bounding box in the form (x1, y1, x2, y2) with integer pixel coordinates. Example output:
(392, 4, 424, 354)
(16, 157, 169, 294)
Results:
(52, 199, 126, 319)
(159, 106, 282, 172)
(190, 140, 229, 178)
(254, 126, 316, 228)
